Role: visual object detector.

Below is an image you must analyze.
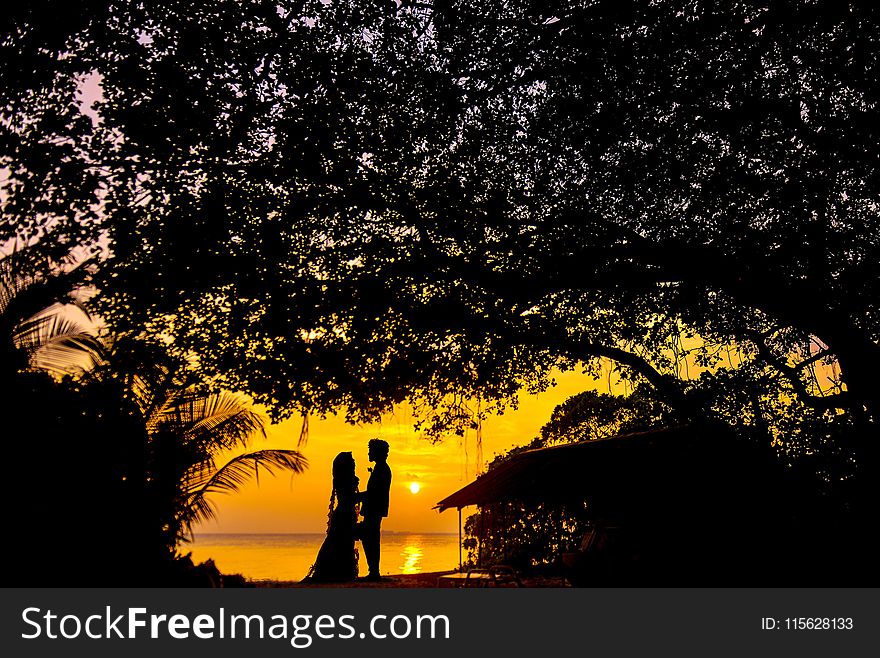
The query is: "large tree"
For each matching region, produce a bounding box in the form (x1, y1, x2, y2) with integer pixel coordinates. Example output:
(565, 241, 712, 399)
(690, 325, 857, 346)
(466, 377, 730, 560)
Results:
(66, 2, 878, 426)
(6, 2, 878, 497)
(0, 2, 112, 267)
(431, 0, 880, 418)
(4, 1, 878, 584)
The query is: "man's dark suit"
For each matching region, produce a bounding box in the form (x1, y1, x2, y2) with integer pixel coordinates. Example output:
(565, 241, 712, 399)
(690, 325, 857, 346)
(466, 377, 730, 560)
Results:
(360, 461, 391, 577)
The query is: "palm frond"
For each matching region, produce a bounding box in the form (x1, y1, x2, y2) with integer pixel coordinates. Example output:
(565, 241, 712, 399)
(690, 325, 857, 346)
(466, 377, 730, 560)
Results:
(14, 306, 104, 376)
(181, 495, 218, 539)
(180, 449, 308, 532)
(182, 454, 220, 494)
(128, 362, 178, 427)
(0, 252, 40, 317)
(93, 336, 181, 425)
(0, 250, 94, 329)
(184, 449, 307, 497)
(162, 390, 268, 453)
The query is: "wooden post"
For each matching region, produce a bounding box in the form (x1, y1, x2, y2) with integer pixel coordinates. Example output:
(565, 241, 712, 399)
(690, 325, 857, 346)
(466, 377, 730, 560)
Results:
(477, 505, 485, 567)
(458, 507, 463, 571)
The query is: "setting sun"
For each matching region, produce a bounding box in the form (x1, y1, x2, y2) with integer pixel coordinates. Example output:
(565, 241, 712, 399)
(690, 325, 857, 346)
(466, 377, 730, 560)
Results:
(409, 482, 421, 495)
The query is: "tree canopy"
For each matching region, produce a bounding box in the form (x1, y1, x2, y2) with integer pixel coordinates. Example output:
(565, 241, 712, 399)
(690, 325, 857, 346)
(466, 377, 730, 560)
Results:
(4, 1, 879, 456)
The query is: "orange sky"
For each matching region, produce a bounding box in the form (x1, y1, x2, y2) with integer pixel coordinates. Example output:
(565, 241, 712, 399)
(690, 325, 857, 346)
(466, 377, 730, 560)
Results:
(193, 368, 618, 535)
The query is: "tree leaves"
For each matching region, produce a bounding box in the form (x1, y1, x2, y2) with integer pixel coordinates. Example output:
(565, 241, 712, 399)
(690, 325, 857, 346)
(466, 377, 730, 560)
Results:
(181, 449, 307, 531)
(8, 1, 880, 439)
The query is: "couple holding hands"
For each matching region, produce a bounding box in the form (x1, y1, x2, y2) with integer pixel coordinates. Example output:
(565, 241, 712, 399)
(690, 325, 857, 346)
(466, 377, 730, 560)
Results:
(305, 439, 392, 583)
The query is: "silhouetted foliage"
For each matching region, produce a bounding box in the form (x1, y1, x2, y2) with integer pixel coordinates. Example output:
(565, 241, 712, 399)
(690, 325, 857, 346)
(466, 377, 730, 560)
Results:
(1, 3, 111, 269)
(464, 387, 672, 572)
(464, 384, 849, 584)
(4, 1, 880, 581)
(63, 338, 307, 584)
(42, 2, 873, 447)
(0, 256, 305, 584)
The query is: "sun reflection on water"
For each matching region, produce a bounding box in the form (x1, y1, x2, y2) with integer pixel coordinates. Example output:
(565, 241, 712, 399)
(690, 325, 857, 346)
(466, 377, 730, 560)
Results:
(399, 543, 424, 575)
(189, 533, 460, 580)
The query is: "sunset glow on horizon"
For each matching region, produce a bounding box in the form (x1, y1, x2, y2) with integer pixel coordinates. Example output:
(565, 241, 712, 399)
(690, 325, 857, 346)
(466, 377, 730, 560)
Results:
(192, 368, 623, 535)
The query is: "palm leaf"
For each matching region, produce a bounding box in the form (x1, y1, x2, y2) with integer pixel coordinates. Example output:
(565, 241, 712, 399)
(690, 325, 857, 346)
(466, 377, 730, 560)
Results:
(96, 336, 185, 426)
(136, 366, 178, 427)
(0, 250, 95, 329)
(183, 449, 307, 497)
(2, 250, 102, 379)
(14, 306, 104, 376)
(180, 449, 307, 532)
(0, 251, 40, 318)
(183, 495, 219, 539)
(162, 390, 268, 453)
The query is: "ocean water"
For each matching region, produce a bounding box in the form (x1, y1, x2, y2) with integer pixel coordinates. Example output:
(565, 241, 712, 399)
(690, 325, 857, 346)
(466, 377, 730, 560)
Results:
(187, 533, 462, 582)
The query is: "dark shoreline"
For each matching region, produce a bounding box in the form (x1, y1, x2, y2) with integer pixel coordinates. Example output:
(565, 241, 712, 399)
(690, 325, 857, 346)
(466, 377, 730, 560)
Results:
(253, 571, 455, 588)
(253, 571, 569, 588)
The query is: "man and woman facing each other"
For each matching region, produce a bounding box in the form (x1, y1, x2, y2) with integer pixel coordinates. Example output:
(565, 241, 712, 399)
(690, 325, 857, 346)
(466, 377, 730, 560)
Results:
(305, 439, 392, 583)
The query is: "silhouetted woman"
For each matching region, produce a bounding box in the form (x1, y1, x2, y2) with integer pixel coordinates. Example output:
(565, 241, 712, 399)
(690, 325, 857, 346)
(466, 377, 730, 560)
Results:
(303, 451, 359, 582)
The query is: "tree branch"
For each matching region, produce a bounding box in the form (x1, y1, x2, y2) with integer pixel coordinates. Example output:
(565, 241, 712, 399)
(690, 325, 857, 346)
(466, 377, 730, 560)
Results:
(566, 339, 710, 425)
(745, 330, 850, 411)
(793, 347, 833, 371)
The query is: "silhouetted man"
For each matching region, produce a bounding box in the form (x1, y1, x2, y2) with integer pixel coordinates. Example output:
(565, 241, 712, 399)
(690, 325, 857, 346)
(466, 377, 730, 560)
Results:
(359, 439, 391, 580)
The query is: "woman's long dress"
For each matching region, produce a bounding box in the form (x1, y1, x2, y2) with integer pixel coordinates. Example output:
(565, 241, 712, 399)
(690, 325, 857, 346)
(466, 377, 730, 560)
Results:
(306, 486, 359, 582)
